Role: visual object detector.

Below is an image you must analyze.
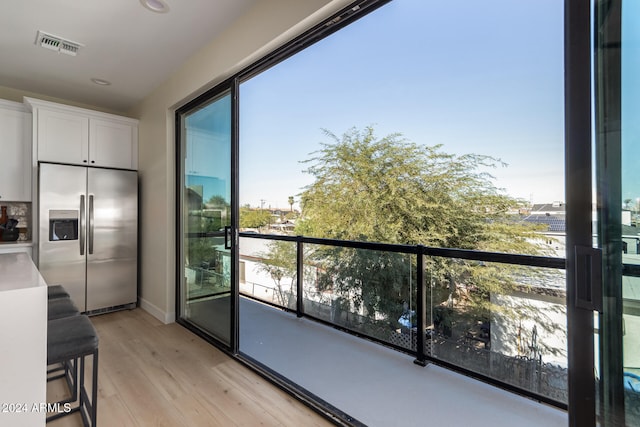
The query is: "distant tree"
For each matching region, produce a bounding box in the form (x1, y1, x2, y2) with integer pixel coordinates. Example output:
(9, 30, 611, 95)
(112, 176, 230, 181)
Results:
(205, 194, 230, 232)
(207, 195, 228, 207)
(186, 193, 229, 233)
(284, 211, 298, 221)
(288, 196, 295, 212)
(240, 207, 271, 229)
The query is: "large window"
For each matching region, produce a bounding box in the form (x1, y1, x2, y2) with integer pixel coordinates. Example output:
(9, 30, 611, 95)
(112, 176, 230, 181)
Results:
(237, 0, 568, 408)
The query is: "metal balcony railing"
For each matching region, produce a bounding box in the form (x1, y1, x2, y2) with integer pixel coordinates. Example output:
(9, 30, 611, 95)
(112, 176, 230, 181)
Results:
(238, 232, 569, 407)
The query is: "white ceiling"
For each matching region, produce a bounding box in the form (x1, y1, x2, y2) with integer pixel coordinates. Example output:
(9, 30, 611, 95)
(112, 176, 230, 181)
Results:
(0, 0, 259, 113)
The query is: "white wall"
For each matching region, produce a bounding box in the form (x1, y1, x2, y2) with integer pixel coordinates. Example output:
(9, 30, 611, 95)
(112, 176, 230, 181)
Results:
(491, 293, 567, 367)
(128, 0, 355, 323)
(0, 85, 124, 116)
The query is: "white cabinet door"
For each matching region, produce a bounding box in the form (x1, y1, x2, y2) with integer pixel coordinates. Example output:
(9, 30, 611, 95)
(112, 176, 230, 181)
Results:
(89, 118, 138, 169)
(37, 108, 89, 166)
(28, 98, 139, 170)
(0, 107, 31, 201)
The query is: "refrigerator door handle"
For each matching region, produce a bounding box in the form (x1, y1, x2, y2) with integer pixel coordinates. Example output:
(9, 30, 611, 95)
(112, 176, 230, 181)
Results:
(80, 195, 85, 255)
(88, 195, 95, 255)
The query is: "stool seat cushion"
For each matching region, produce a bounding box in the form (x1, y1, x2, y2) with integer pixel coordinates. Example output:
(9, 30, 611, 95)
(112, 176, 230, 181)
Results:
(47, 285, 70, 300)
(48, 315, 99, 364)
(48, 298, 80, 321)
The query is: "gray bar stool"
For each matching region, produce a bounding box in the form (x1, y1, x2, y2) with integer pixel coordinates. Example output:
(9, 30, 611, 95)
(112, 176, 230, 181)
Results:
(47, 315, 99, 426)
(48, 285, 71, 300)
(48, 297, 80, 321)
(47, 297, 81, 388)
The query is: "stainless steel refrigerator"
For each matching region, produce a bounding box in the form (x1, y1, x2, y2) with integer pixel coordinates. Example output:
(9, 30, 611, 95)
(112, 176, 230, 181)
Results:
(38, 162, 138, 312)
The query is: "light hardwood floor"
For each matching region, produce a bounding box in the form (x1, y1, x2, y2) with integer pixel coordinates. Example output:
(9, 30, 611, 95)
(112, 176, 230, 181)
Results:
(47, 308, 334, 427)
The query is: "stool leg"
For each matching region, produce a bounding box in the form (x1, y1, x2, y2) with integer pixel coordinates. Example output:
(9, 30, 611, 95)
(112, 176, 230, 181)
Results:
(79, 355, 85, 417)
(78, 349, 98, 427)
(91, 349, 98, 426)
(46, 359, 78, 407)
(68, 358, 79, 403)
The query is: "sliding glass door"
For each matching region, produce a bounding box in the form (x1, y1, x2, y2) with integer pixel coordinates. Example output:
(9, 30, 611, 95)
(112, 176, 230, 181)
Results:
(169, 0, 639, 424)
(594, 1, 640, 425)
(177, 90, 234, 347)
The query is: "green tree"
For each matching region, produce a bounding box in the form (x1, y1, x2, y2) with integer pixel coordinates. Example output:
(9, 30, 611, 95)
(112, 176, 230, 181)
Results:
(298, 127, 540, 250)
(240, 207, 272, 229)
(282, 127, 558, 353)
(207, 195, 228, 207)
(255, 241, 298, 307)
(288, 196, 295, 212)
(284, 211, 298, 221)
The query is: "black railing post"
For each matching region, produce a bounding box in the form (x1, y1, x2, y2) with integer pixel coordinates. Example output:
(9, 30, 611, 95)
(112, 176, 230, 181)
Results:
(414, 245, 427, 366)
(296, 236, 305, 318)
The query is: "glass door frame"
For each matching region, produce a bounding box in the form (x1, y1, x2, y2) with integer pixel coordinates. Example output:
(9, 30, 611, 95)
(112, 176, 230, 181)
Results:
(565, 0, 600, 425)
(175, 77, 240, 354)
(594, 0, 629, 425)
(567, 0, 629, 425)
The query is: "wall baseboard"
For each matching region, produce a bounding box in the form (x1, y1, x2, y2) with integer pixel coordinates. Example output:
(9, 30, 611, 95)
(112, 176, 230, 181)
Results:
(139, 297, 175, 324)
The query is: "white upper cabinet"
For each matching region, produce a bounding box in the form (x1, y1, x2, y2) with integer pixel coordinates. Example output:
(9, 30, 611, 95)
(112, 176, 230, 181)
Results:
(0, 100, 31, 202)
(37, 108, 89, 165)
(25, 97, 138, 170)
(89, 118, 138, 169)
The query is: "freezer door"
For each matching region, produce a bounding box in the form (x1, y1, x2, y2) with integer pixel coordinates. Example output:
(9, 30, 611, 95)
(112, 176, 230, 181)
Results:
(38, 163, 88, 311)
(86, 168, 138, 311)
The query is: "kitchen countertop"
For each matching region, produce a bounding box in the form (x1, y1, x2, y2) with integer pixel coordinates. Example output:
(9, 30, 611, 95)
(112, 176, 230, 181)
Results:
(0, 251, 47, 426)
(0, 240, 32, 245)
(0, 252, 46, 291)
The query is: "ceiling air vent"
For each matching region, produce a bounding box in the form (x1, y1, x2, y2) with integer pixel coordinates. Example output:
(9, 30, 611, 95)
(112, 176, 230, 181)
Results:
(35, 31, 84, 56)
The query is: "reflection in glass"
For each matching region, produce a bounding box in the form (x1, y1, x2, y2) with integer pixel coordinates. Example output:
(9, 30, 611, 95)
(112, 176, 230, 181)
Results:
(179, 92, 232, 345)
(594, 1, 640, 424)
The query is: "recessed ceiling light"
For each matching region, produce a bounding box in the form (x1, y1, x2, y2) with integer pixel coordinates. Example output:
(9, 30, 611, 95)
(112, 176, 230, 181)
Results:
(140, 0, 169, 13)
(91, 78, 111, 86)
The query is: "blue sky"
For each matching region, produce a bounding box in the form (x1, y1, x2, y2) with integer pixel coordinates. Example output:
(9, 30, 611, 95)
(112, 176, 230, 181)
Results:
(239, 0, 565, 210)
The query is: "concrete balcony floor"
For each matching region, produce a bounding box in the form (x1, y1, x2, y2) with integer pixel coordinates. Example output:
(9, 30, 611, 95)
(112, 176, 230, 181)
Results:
(239, 297, 567, 427)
